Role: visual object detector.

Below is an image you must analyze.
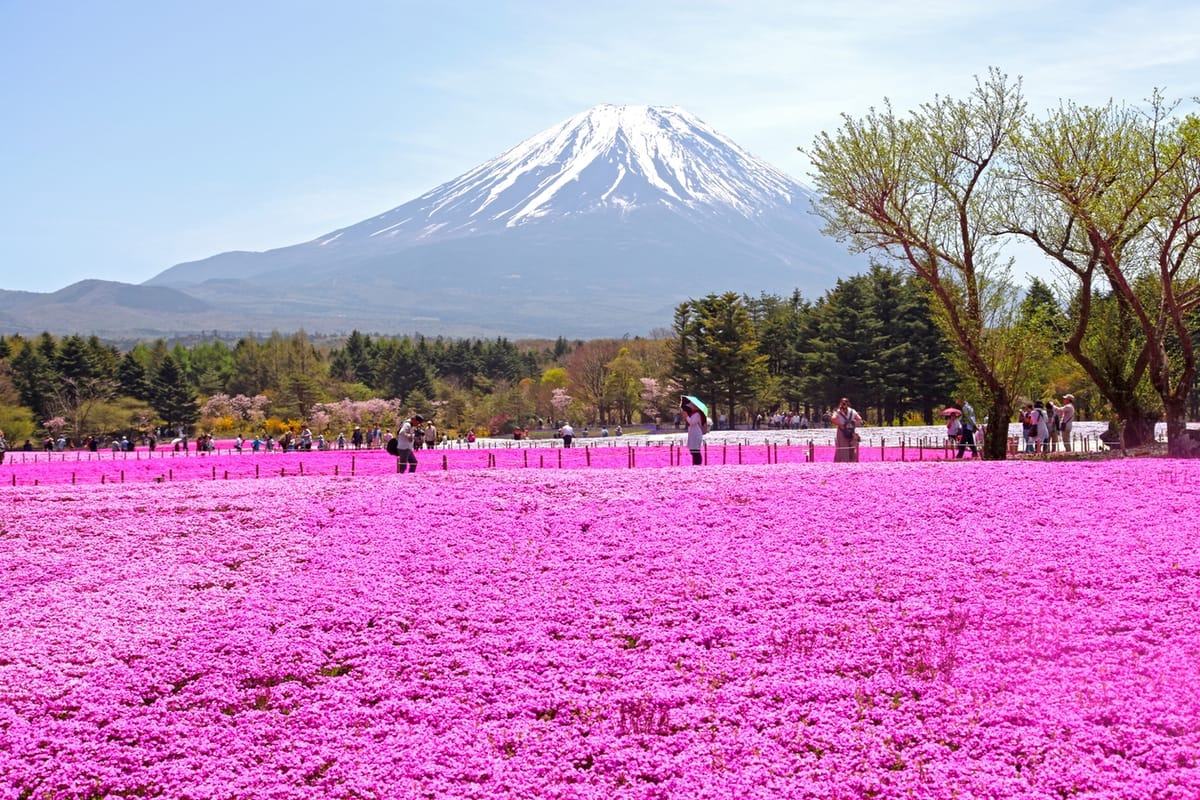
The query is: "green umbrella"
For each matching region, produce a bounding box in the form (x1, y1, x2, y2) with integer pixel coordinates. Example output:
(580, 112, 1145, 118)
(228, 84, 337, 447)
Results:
(682, 395, 709, 417)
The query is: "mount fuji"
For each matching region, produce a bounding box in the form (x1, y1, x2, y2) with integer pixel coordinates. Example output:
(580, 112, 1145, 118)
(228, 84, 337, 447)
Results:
(2, 105, 866, 340)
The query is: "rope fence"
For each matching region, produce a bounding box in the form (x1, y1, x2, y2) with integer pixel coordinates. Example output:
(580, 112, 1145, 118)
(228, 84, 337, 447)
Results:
(0, 432, 1111, 488)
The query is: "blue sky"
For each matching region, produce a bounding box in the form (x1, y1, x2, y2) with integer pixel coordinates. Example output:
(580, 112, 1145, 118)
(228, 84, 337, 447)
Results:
(2, 0, 1199, 293)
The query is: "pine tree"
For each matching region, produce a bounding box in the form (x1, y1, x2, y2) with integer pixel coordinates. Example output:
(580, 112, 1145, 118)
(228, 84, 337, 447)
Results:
(672, 293, 768, 425)
(151, 355, 199, 430)
(118, 352, 153, 401)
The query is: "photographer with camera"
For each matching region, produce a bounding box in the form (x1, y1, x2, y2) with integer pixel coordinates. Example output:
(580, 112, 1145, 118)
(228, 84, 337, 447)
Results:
(390, 414, 424, 473)
(833, 397, 863, 463)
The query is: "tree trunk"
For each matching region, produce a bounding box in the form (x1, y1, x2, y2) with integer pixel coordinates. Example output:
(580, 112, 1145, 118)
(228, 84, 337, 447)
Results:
(1109, 405, 1156, 449)
(982, 394, 1013, 460)
(1164, 398, 1200, 457)
(1128, 415, 1157, 449)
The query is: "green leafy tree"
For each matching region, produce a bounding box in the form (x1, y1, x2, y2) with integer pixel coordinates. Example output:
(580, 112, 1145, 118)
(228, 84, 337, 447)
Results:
(86, 397, 159, 440)
(806, 69, 1032, 458)
(1009, 94, 1200, 452)
(186, 339, 235, 395)
(0, 405, 36, 443)
(813, 276, 879, 415)
(50, 334, 120, 436)
(226, 337, 274, 397)
(602, 347, 642, 425)
(535, 367, 571, 423)
(862, 267, 958, 424)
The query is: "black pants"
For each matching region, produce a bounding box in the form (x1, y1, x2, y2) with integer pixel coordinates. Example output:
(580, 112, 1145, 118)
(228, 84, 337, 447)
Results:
(956, 429, 978, 458)
(691, 448, 702, 465)
(397, 448, 418, 472)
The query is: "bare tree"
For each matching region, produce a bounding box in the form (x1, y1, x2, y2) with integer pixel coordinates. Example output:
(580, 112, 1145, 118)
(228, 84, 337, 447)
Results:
(49, 375, 118, 441)
(566, 339, 622, 423)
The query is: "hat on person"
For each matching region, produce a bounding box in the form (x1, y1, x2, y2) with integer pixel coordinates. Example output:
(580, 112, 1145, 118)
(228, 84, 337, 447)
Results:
(1063, 393, 1074, 400)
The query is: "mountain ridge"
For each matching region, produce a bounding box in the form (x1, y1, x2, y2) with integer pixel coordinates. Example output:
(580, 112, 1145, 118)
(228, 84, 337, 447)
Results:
(4, 104, 866, 340)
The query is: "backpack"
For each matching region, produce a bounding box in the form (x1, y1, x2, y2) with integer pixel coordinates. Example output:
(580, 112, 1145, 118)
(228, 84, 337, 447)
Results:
(385, 437, 399, 456)
(841, 411, 856, 438)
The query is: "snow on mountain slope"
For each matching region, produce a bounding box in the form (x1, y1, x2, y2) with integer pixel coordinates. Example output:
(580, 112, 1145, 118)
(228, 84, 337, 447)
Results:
(126, 104, 866, 337)
(320, 104, 814, 247)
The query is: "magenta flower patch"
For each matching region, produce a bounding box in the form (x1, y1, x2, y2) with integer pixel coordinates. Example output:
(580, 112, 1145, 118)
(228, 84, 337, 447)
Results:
(1, 458, 1198, 798)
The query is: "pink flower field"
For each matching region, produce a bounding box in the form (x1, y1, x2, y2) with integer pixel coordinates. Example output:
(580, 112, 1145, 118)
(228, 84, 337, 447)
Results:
(0, 436, 1028, 489)
(1, 457, 1198, 799)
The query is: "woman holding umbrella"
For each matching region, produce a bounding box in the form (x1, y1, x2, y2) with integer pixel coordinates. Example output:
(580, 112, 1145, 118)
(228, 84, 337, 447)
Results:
(681, 395, 709, 465)
(944, 407, 964, 452)
(944, 405, 978, 458)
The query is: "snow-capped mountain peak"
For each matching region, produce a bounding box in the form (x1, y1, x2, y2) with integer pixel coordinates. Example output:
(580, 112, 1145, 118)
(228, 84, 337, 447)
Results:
(138, 103, 863, 339)
(337, 104, 809, 245)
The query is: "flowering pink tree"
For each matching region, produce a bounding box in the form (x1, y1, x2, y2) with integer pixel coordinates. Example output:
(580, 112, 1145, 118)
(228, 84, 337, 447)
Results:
(364, 398, 399, 431)
(201, 394, 270, 429)
(200, 394, 233, 420)
(551, 388, 572, 421)
(308, 410, 331, 433)
(228, 394, 269, 427)
(639, 378, 675, 422)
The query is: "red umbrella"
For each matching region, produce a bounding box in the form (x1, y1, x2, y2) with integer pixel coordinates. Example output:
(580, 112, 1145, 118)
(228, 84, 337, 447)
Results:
(942, 408, 962, 416)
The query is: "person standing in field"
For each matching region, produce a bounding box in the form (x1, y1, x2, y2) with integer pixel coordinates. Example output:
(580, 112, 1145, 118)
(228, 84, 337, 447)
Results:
(0, 429, 7, 464)
(681, 397, 708, 465)
(833, 397, 863, 463)
(945, 408, 964, 450)
(424, 420, 437, 449)
(1020, 404, 1035, 452)
(1058, 394, 1076, 451)
(392, 414, 423, 473)
(955, 397, 980, 458)
(1031, 401, 1050, 453)
(1044, 400, 1059, 451)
